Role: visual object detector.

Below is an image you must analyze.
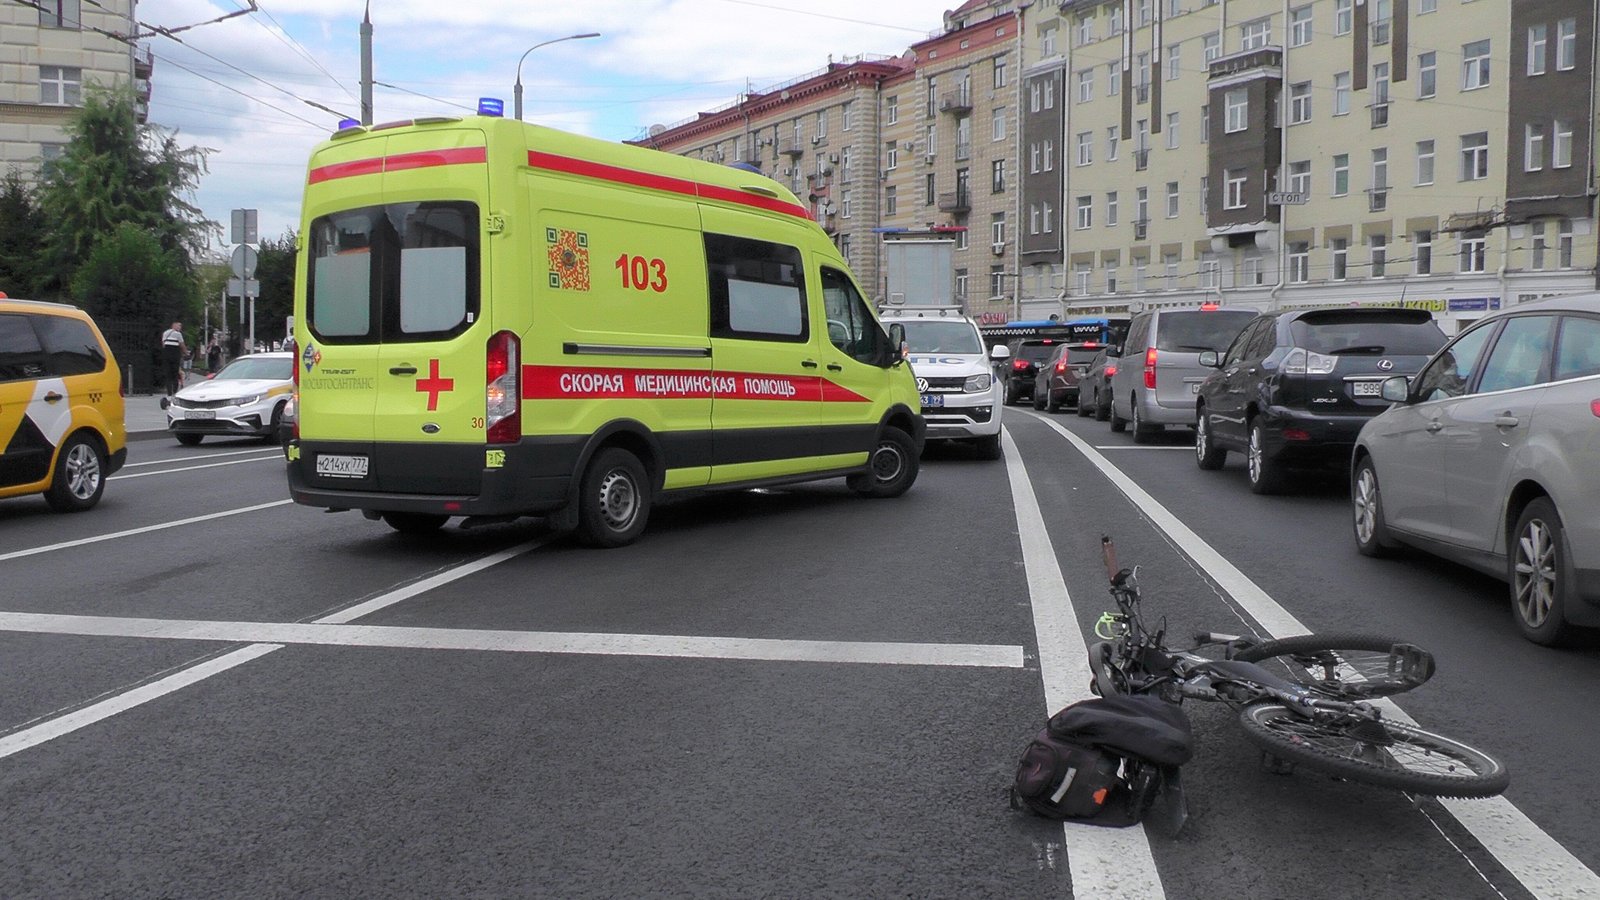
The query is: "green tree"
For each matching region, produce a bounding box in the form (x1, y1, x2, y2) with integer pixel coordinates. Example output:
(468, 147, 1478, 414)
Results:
(71, 223, 197, 327)
(255, 229, 297, 330)
(35, 85, 213, 296)
(0, 170, 45, 296)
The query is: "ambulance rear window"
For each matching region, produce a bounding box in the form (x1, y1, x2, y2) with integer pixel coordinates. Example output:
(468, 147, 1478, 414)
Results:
(307, 201, 480, 344)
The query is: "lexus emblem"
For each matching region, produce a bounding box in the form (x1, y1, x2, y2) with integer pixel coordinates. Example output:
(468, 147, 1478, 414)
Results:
(1377, 359, 1394, 371)
(916, 377, 930, 392)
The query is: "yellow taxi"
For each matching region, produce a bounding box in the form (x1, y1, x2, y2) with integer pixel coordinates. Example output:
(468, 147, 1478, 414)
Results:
(0, 294, 127, 511)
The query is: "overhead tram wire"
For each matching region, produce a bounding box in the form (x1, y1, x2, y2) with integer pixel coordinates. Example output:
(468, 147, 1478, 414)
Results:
(243, 0, 358, 103)
(372, 81, 478, 115)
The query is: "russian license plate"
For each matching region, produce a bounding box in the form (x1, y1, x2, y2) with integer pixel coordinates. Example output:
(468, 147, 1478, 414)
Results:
(185, 409, 215, 419)
(1353, 382, 1382, 397)
(921, 393, 945, 408)
(316, 454, 369, 478)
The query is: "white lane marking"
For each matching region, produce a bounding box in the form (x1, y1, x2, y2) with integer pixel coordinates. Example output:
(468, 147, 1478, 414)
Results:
(1025, 411, 1600, 900)
(119, 448, 281, 468)
(1002, 429, 1168, 900)
(0, 612, 1023, 668)
(1093, 446, 1192, 451)
(0, 644, 282, 760)
(0, 540, 549, 759)
(110, 455, 280, 480)
(0, 500, 294, 563)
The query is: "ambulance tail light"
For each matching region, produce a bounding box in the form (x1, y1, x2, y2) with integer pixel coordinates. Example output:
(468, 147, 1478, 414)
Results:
(486, 330, 521, 444)
(1144, 348, 1158, 389)
(291, 350, 300, 440)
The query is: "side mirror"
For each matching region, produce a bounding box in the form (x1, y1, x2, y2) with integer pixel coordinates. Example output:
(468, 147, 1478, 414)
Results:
(1198, 350, 1220, 368)
(887, 323, 907, 366)
(1380, 375, 1409, 402)
(990, 344, 1011, 361)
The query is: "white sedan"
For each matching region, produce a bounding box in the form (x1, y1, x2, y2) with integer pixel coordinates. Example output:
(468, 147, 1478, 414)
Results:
(167, 352, 295, 446)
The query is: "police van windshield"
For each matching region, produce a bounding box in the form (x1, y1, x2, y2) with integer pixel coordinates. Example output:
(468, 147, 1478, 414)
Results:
(900, 320, 983, 354)
(215, 356, 293, 381)
(306, 201, 480, 344)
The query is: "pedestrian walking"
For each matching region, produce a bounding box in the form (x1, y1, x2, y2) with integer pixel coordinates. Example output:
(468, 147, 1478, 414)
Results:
(206, 341, 222, 374)
(159, 320, 187, 402)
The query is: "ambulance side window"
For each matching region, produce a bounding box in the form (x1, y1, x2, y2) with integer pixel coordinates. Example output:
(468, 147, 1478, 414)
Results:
(820, 267, 885, 365)
(0, 314, 47, 382)
(705, 233, 808, 343)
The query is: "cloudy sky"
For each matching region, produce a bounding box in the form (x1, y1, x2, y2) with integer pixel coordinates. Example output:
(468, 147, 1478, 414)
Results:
(138, 0, 949, 250)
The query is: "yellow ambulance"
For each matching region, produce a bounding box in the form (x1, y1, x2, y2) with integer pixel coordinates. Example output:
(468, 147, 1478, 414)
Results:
(286, 107, 923, 547)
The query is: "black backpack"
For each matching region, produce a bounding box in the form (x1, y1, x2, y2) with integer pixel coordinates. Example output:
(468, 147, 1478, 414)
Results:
(1011, 695, 1192, 830)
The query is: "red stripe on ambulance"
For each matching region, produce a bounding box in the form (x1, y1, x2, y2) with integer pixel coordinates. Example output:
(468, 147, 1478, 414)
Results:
(527, 151, 811, 220)
(521, 365, 868, 403)
(307, 146, 487, 184)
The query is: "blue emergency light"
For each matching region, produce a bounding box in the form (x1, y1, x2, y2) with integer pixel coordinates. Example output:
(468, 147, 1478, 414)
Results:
(478, 97, 505, 117)
(336, 118, 360, 130)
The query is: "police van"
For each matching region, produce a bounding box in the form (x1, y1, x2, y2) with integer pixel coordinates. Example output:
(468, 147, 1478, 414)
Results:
(879, 307, 1007, 460)
(285, 106, 923, 547)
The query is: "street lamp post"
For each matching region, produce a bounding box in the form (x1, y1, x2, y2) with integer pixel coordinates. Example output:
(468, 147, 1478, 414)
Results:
(514, 32, 601, 120)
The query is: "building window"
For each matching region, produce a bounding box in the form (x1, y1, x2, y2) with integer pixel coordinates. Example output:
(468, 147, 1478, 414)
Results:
(1167, 44, 1181, 80)
(1288, 160, 1310, 194)
(1335, 0, 1353, 35)
(955, 225, 968, 250)
(1163, 253, 1179, 290)
(1203, 33, 1221, 63)
(1078, 68, 1097, 103)
(886, 141, 898, 170)
(1558, 219, 1574, 267)
(1200, 175, 1209, 208)
(1107, 127, 1120, 160)
(1044, 79, 1054, 109)
(1138, 0, 1153, 26)
(1370, 0, 1392, 44)
(1224, 89, 1248, 133)
(1041, 25, 1058, 57)
(1107, 63, 1121, 96)
(1200, 104, 1210, 142)
(1075, 263, 1092, 294)
(1042, 202, 1053, 233)
(1418, 52, 1437, 99)
(1525, 124, 1546, 172)
(925, 76, 938, 118)
(1106, 192, 1119, 226)
(1332, 238, 1349, 280)
(1240, 256, 1262, 286)
(1106, 266, 1119, 294)
(1166, 112, 1180, 148)
(925, 174, 936, 206)
(1528, 24, 1548, 76)
(1136, 187, 1148, 224)
(993, 213, 1006, 245)
(1557, 18, 1577, 70)
(994, 57, 1008, 88)
(992, 159, 1006, 192)
(841, 189, 852, 218)
(1166, 182, 1180, 217)
(1199, 254, 1220, 289)
(815, 110, 827, 137)
(840, 102, 853, 132)
(1333, 154, 1349, 196)
(993, 107, 1006, 141)
(841, 146, 853, 181)
(955, 269, 969, 299)
(886, 96, 899, 124)
(1077, 14, 1095, 46)
(1110, 5, 1124, 35)
(1416, 140, 1435, 185)
(1553, 120, 1573, 168)
(1240, 18, 1271, 52)
(1460, 132, 1489, 180)
(1044, 139, 1054, 171)
(1029, 205, 1041, 236)
(1289, 243, 1310, 282)
(39, 65, 82, 105)
(38, 0, 80, 28)
(1372, 62, 1390, 122)
(991, 266, 1007, 297)
(1370, 235, 1387, 278)
(1076, 196, 1093, 229)
(1290, 5, 1313, 46)
(1076, 132, 1093, 166)
(1414, 230, 1431, 275)
(1333, 72, 1350, 116)
(1289, 82, 1312, 124)
(1459, 231, 1487, 273)
(1419, 0, 1437, 12)
(1531, 221, 1547, 270)
(1028, 142, 1040, 173)
(1224, 169, 1247, 208)
(1462, 40, 1491, 90)
(885, 185, 897, 216)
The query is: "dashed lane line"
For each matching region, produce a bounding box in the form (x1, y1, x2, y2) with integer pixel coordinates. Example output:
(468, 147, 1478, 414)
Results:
(1025, 410, 1600, 900)
(1002, 428, 1168, 900)
(119, 447, 281, 468)
(0, 500, 294, 563)
(109, 455, 281, 480)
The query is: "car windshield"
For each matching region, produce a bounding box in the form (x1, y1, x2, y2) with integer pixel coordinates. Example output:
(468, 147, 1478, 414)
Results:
(899, 320, 984, 354)
(1289, 313, 1447, 356)
(1154, 311, 1257, 352)
(1017, 342, 1060, 362)
(215, 357, 293, 381)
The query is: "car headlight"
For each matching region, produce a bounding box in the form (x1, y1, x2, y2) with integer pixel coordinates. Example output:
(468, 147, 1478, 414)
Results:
(230, 394, 262, 407)
(964, 373, 993, 393)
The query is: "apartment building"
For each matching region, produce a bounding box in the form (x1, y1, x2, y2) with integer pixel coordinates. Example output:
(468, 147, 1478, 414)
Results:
(1045, 0, 1599, 330)
(1018, 5, 1068, 310)
(1, 0, 150, 181)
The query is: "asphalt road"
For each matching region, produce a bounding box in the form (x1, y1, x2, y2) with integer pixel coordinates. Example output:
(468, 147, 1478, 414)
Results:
(1, 419, 1596, 899)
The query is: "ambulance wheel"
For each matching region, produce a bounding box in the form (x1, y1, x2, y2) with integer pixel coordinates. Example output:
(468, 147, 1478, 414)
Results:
(44, 432, 106, 512)
(575, 447, 651, 548)
(849, 426, 918, 498)
(175, 433, 203, 446)
(382, 512, 448, 535)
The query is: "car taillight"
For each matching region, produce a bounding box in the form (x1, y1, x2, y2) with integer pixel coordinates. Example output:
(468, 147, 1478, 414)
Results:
(1282, 347, 1337, 375)
(1144, 348, 1158, 389)
(1592, 400, 1600, 418)
(1055, 361, 1067, 373)
(1013, 359, 1029, 370)
(291, 349, 300, 440)
(485, 330, 521, 444)
(1105, 365, 1117, 377)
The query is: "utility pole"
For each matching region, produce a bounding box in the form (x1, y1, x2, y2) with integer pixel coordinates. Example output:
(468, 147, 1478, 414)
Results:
(360, 2, 373, 125)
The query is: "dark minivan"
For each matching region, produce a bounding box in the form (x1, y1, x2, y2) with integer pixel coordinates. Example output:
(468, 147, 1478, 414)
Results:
(1193, 307, 1447, 493)
(1003, 338, 1066, 405)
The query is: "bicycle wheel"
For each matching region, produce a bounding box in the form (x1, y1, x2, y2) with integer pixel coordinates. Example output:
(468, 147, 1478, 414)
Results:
(1238, 703, 1509, 798)
(1231, 633, 1433, 698)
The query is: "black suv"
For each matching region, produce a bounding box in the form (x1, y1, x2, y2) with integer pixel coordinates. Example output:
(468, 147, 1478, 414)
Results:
(1003, 338, 1065, 404)
(1193, 308, 1447, 493)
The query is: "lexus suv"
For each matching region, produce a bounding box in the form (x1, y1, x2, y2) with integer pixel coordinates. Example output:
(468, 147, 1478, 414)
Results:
(1194, 308, 1446, 494)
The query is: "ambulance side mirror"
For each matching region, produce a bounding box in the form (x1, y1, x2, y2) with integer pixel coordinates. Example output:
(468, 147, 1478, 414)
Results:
(887, 324, 907, 367)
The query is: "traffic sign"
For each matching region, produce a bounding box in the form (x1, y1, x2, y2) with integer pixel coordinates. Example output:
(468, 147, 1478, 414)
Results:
(230, 244, 259, 280)
(231, 208, 258, 245)
(226, 278, 259, 298)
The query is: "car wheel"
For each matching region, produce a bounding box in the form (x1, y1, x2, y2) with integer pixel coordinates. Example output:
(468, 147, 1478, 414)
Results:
(1076, 391, 1092, 417)
(973, 433, 1002, 461)
(1094, 390, 1111, 422)
(175, 433, 203, 447)
(1032, 389, 1046, 410)
(1131, 399, 1159, 444)
(1109, 396, 1128, 433)
(1045, 389, 1060, 413)
(263, 401, 286, 442)
(848, 426, 919, 498)
(1247, 419, 1285, 495)
(575, 447, 653, 548)
(1351, 456, 1398, 557)
(44, 432, 106, 512)
(1510, 498, 1577, 646)
(1004, 385, 1019, 406)
(382, 512, 449, 535)
(1194, 408, 1226, 470)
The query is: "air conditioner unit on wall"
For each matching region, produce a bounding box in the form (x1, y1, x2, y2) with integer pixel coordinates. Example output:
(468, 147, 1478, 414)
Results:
(992, 242, 1007, 255)
(828, 153, 839, 164)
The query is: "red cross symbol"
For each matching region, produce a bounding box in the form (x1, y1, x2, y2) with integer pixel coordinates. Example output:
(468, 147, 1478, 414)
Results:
(416, 358, 455, 411)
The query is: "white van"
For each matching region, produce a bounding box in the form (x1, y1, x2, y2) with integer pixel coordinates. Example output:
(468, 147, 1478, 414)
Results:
(879, 308, 1008, 460)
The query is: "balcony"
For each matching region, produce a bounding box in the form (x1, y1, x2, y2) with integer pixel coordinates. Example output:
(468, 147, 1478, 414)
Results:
(938, 189, 972, 213)
(1135, 83, 1150, 104)
(940, 87, 973, 114)
(134, 45, 154, 79)
(1134, 149, 1149, 171)
(778, 140, 805, 157)
(1367, 187, 1389, 213)
(1369, 102, 1390, 128)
